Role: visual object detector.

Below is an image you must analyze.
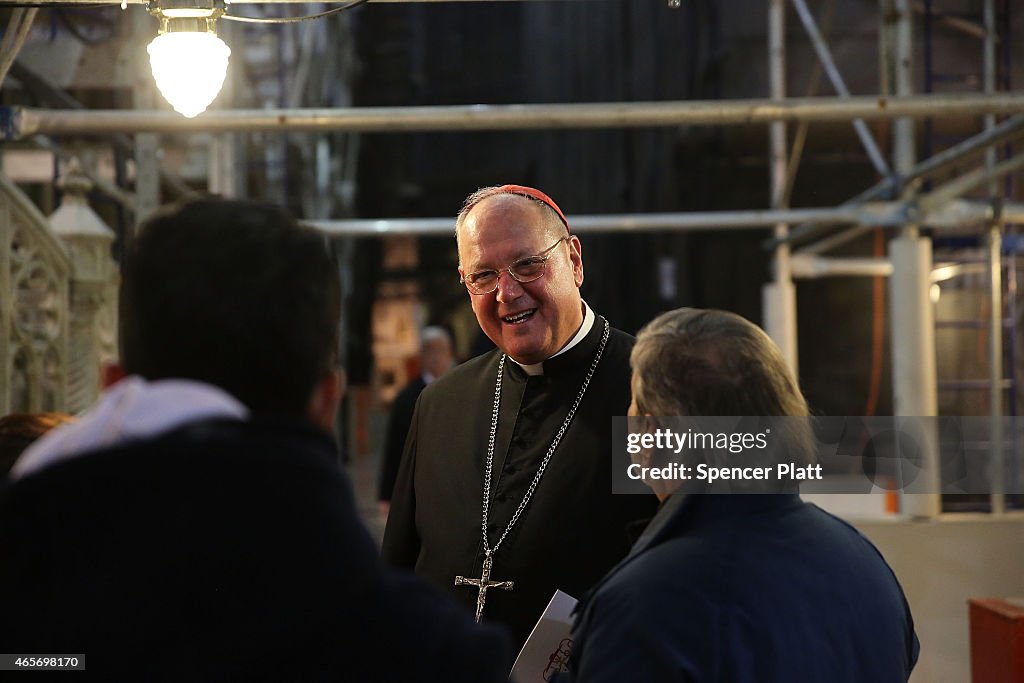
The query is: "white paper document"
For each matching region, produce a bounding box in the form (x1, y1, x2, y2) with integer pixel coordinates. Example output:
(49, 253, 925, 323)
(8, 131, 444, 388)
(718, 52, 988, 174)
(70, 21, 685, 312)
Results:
(509, 590, 578, 683)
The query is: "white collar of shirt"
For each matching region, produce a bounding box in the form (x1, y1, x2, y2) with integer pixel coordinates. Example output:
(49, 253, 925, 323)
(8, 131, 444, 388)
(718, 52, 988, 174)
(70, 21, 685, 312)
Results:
(511, 301, 595, 376)
(10, 376, 249, 481)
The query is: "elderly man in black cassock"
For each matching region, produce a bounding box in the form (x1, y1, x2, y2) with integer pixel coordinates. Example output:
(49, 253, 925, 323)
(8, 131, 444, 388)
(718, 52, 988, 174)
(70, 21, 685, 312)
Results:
(382, 184, 658, 648)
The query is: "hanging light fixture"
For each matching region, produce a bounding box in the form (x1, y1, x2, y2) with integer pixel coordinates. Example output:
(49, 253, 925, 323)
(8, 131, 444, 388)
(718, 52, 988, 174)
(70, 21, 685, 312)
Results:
(147, 0, 230, 118)
(144, 0, 369, 118)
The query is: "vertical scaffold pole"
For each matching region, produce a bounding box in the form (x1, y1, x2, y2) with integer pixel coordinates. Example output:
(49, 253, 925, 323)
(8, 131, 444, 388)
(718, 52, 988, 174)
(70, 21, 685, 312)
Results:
(984, 0, 1006, 514)
(763, 0, 799, 372)
(887, 0, 941, 516)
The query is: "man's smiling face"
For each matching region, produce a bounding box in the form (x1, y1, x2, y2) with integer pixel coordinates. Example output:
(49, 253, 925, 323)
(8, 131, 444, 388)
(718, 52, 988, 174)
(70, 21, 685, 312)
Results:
(457, 194, 584, 365)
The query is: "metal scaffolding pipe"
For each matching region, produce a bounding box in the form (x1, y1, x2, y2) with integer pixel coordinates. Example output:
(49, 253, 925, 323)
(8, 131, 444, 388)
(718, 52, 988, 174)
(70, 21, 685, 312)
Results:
(306, 199, 1024, 237)
(984, 0, 1005, 515)
(0, 8, 38, 90)
(308, 207, 865, 236)
(919, 198, 1022, 227)
(4, 93, 1024, 139)
(988, 223, 1006, 513)
(791, 0, 891, 176)
(893, 1, 917, 223)
(918, 151, 1024, 215)
(791, 255, 893, 278)
(984, 0, 999, 193)
(789, 114, 1024, 253)
(765, 0, 799, 371)
(775, 113, 1024, 253)
(889, 0, 941, 518)
(906, 114, 1024, 184)
(0, 0, 534, 3)
(912, 0, 987, 39)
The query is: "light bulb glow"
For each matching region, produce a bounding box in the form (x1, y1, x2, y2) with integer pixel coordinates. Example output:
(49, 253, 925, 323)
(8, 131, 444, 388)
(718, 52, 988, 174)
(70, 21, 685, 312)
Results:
(147, 32, 230, 118)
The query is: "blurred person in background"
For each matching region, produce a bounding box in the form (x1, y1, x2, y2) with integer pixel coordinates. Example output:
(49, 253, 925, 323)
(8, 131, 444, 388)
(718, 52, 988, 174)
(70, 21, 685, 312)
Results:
(378, 325, 455, 515)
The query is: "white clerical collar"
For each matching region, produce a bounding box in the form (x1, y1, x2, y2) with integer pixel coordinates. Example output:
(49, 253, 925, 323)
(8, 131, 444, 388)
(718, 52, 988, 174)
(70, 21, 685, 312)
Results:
(511, 301, 595, 376)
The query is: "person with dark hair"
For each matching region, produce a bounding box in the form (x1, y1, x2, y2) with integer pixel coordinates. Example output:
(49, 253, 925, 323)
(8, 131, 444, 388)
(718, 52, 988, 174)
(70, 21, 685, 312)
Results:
(0, 198, 509, 681)
(378, 326, 455, 513)
(0, 412, 73, 477)
(383, 185, 657, 648)
(557, 308, 919, 682)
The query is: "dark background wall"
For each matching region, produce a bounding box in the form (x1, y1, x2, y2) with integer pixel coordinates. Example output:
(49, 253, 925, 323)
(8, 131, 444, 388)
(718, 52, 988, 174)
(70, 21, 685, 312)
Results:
(347, 0, 1019, 417)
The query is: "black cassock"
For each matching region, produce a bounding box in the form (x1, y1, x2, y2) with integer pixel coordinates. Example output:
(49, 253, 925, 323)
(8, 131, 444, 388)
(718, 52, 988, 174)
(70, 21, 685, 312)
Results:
(382, 317, 659, 647)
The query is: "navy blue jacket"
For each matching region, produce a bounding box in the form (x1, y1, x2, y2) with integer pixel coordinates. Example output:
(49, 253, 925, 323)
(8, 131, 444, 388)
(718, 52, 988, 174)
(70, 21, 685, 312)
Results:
(558, 494, 918, 682)
(0, 417, 510, 681)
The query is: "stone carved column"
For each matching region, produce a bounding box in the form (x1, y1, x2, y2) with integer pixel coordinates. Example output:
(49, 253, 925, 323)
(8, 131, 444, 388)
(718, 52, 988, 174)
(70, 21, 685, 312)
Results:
(49, 158, 118, 414)
(0, 172, 72, 414)
(0, 200, 11, 416)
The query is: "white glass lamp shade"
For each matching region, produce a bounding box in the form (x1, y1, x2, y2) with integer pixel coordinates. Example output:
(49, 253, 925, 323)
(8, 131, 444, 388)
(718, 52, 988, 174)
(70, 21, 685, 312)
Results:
(147, 31, 231, 118)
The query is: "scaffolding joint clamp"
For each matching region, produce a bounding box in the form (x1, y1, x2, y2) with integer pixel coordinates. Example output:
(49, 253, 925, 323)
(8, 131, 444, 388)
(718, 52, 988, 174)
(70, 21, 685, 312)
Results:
(0, 107, 20, 142)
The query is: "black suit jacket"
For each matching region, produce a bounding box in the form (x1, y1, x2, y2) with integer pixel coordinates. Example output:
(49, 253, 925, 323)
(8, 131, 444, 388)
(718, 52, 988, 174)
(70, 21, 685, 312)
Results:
(0, 417, 509, 681)
(379, 375, 428, 502)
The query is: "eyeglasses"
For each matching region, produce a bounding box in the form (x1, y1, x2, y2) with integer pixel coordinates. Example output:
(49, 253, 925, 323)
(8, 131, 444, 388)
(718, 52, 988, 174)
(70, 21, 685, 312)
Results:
(460, 236, 569, 295)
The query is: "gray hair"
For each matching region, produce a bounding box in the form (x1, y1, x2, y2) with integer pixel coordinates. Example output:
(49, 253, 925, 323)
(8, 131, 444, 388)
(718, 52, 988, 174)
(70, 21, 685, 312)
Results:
(420, 325, 452, 348)
(631, 307, 809, 418)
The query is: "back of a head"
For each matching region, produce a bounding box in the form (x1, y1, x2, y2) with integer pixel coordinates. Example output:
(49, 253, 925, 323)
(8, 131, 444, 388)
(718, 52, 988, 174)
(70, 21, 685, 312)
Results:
(120, 199, 340, 419)
(631, 307, 807, 418)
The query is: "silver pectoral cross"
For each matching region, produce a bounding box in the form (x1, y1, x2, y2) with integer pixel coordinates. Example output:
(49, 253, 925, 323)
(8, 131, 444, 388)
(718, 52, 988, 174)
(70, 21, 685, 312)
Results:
(454, 552, 514, 623)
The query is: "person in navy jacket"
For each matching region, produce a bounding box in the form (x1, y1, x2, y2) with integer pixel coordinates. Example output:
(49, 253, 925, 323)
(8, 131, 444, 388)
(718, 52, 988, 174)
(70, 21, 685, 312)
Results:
(559, 307, 919, 683)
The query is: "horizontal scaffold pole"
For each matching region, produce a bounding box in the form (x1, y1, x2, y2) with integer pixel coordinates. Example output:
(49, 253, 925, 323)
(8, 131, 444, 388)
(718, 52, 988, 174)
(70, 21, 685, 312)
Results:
(2, 93, 1023, 139)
